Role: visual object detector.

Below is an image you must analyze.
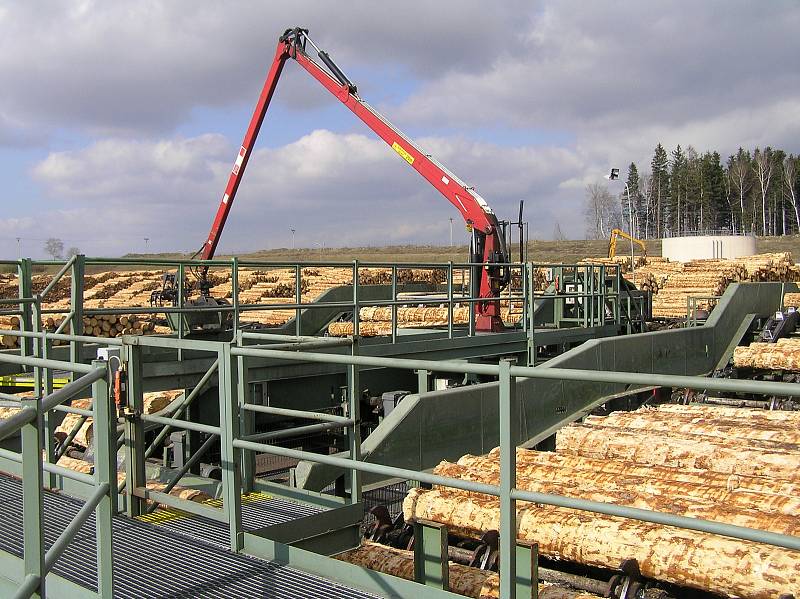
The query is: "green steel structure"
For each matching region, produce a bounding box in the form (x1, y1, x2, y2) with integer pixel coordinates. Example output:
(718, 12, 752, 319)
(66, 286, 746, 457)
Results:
(0, 255, 797, 597)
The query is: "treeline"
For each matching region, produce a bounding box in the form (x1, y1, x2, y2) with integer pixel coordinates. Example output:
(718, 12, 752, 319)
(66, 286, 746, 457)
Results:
(585, 144, 800, 239)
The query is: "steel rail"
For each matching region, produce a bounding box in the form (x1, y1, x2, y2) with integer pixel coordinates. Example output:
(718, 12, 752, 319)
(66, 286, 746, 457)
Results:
(241, 403, 352, 424)
(43, 482, 109, 574)
(233, 438, 800, 551)
(242, 420, 351, 443)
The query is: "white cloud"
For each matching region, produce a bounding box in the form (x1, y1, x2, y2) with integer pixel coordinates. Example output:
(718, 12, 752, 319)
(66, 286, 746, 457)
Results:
(24, 129, 592, 256)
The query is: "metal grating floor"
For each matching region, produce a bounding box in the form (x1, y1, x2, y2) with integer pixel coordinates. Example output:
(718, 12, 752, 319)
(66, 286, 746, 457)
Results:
(140, 491, 325, 548)
(0, 474, 378, 598)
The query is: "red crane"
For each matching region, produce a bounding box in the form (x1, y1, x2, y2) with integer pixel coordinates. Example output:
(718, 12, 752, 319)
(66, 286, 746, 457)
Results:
(200, 27, 510, 332)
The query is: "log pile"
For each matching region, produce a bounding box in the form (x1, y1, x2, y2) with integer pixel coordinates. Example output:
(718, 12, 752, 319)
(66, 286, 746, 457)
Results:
(733, 337, 800, 371)
(0, 315, 21, 348)
(55, 389, 182, 449)
(336, 541, 601, 599)
(601, 252, 800, 318)
(784, 292, 800, 307)
(327, 305, 520, 336)
(403, 405, 800, 598)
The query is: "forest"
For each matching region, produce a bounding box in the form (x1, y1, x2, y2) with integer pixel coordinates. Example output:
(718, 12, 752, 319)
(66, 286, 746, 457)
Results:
(585, 145, 800, 240)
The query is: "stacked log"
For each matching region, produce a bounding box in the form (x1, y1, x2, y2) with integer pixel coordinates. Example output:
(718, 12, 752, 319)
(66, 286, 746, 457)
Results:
(55, 390, 182, 449)
(784, 291, 800, 307)
(632, 253, 799, 318)
(336, 541, 601, 599)
(0, 315, 21, 348)
(403, 486, 799, 599)
(328, 306, 518, 337)
(733, 337, 800, 370)
(80, 314, 156, 338)
(402, 405, 800, 598)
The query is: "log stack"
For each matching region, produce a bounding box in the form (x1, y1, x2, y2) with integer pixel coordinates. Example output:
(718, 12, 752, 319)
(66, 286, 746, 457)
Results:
(733, 337, 800, 371)
(336, 541, 601, 599)
(784, 292, 800, 307)
(55, 389, 182, 449)
(616, 252, 800, 318)
(0, 315, 21, 348)
(402, 405, 800, 598)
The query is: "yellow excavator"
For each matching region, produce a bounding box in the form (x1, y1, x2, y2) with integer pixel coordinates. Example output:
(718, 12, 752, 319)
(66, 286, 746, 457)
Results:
(608, 228, 647, 259)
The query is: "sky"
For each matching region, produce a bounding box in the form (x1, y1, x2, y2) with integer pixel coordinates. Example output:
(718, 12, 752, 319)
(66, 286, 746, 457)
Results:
(1, 1, 799, 258)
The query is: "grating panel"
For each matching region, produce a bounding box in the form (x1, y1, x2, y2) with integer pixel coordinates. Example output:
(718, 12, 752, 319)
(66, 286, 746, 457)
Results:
(0, 474, 377, 598)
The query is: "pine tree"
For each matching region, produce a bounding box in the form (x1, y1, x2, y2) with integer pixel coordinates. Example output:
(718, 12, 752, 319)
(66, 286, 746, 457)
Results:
(669, 145, 687, 235)
(623, 162, 641, 236)
(650, 144, 670, 238)
(702, 152, 727, 232)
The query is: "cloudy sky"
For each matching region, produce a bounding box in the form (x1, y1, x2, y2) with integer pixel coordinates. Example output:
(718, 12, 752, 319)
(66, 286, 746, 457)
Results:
(1, 1, 799, 258)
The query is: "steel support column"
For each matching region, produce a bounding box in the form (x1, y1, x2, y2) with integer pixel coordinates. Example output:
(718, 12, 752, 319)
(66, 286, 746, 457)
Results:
(219, 344, 243, 551)
(123, 344, 146, 516)
(20, 397, 44, 599)
(347, 337, 362, 504)
(91, 359, 115, 596)
(499, 358, 517, 598)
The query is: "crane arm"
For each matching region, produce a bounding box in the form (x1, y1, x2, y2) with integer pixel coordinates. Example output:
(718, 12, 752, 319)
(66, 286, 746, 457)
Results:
(608, 228, 647, 259)
(199, 27, 509, 331)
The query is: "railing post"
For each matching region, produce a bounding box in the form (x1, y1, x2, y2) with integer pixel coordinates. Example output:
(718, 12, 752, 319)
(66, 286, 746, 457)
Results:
(447, 261, 454, 339)
(499, 358, 518, 599)
(42, 337, 57, 489)
(515, 542, 539, 598)
(18, 258, 34, 361)
(92, 359, 115, 596)
(352, 260, 359, 338)
(346, 337, 362, 504)
(295, 264, 302, 337)
(526, 264, 535, 366)
(177, 262, 184, 362)
(124, 344, 146, 516)
(70, 255, 85, 370)
(416, 369, 430, 395)
(413, 520, 449, 590)
(231, 257, 240, 337)
(391, 265, 398, 344)
(238, 353, 255, 494)
(21, 396, 45, 598)
(219, 344, 243, 551)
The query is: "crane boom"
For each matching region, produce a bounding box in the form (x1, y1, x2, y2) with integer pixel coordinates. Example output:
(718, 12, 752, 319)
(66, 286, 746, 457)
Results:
(200, 27, 510, 331)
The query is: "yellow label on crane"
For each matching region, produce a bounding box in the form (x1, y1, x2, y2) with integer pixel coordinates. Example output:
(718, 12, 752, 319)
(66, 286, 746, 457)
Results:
(391, 142, 415, 165)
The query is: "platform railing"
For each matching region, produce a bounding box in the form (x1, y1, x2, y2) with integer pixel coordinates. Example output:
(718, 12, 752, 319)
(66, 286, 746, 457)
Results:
(1, 256, 631, 358)
(0, 350, 114, 599)
(118, 332, 800, 597)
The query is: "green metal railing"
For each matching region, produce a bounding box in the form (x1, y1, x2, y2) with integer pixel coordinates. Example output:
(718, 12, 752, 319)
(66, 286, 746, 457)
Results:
(114, 331, 800, 599)
(0, 351, 114, 599)
(2, 256, 632, 359)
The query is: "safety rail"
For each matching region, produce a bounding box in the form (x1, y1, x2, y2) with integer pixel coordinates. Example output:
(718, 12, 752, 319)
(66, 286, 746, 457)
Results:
(114, 332, 800, 599)
(0, 256, 632, 360)
(0, 349, 114, 599)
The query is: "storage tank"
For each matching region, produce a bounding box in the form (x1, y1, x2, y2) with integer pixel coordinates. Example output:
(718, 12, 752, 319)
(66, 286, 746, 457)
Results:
(661, 235, 756, 262)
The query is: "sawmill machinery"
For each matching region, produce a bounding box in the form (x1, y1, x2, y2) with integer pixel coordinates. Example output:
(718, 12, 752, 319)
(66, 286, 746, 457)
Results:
(152, 26, 511, 332)
(607, 228, 647, 260)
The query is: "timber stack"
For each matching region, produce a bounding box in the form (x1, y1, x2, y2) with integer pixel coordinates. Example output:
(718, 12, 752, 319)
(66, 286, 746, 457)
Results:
(402, 404, 800, 598)
(336, 541, 601, 599)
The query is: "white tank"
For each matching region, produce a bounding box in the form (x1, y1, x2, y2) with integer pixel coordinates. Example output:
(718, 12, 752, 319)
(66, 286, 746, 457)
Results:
(661, 235, 757, 262)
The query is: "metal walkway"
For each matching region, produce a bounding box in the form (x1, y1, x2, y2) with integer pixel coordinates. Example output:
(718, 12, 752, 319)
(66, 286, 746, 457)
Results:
(137, 491, 324, 548)
(0, 474, 377, 598)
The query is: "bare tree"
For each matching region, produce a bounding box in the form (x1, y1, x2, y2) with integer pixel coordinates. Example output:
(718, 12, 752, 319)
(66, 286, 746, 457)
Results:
(728, 152, 752, 234)
(65, 246, 81, 258)
(44, 238, 64, 260)
(784, 155, 800, 231)
(639, 172, 654, 239)
(584, 183, 621, 239)
(753, 147, 774, 236)
(552, 221, 567, 241)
